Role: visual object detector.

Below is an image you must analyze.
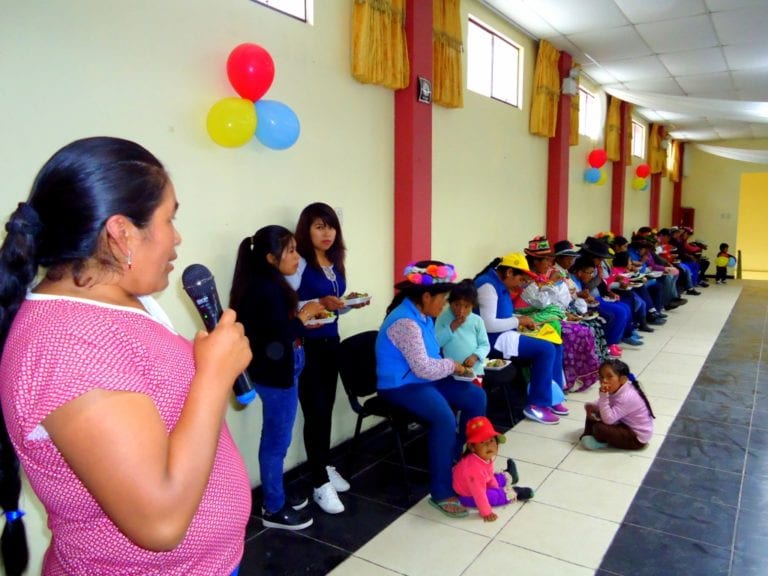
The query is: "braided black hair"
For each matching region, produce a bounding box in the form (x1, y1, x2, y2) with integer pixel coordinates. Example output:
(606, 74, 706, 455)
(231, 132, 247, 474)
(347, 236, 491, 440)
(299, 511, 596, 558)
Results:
(600, 359, 655, 419)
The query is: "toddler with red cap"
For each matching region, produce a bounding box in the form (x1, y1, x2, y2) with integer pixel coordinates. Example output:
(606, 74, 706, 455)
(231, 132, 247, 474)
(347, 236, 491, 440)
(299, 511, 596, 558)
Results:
(452, 416, 534, 522)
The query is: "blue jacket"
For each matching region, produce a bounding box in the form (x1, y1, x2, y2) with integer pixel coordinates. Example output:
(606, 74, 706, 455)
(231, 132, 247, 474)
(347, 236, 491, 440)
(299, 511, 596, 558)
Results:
(376, 298, 442, 390)
(474, 269, 514, 346)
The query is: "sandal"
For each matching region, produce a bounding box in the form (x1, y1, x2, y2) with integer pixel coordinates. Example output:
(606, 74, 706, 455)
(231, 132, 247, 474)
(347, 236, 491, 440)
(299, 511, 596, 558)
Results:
(428, 497, 468, 518)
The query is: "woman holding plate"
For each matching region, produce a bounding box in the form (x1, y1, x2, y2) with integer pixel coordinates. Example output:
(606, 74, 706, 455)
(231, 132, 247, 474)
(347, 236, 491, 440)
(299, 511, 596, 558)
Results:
(286, 202, 367, 514)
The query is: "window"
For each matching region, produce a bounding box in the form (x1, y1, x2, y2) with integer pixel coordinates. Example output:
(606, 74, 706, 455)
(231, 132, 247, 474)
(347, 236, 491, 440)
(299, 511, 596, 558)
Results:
(467, 16, 522, 107)
(631, 121, 646, 158)
(250, 0, 313, 24)
(578, 87, 599, 140)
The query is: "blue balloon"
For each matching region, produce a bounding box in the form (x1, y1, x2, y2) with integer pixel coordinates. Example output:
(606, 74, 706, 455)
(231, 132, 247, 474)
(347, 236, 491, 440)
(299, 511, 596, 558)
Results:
(584, 167, 601, 184)
(642, 179, 650, 191)
(254, 100, 300, 150)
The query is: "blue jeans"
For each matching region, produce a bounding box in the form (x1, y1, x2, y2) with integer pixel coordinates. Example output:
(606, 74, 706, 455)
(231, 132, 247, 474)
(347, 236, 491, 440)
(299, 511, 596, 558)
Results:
(597, 299, 631, 344)
(254, 345, 305, 513)
(379, 378, 486, 501)
(517, 335, 563, 407)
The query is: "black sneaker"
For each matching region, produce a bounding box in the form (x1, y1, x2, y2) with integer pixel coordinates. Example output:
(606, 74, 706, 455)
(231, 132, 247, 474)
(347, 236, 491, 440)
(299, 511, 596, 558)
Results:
(287, 493, 309, 510)
(513, 486, 534, 501)
(506, 458, 519, 485)
(262, 504, 313, 530)
(671, 297, 688, 306)
(686, 289, 701, 296)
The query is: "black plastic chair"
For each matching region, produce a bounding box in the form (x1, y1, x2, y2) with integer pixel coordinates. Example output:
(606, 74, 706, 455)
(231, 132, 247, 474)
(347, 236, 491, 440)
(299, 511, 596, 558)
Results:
(338, 330, 419, 495)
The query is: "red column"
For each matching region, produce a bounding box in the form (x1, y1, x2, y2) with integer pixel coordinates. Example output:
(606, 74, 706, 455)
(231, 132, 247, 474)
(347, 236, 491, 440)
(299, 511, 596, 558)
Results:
(672, 142, 684, 226)
(394, 1, 433, 281)
(649, 172, 661, 228)
(610, 101, 631, 234)
(546, 51, 572, 242)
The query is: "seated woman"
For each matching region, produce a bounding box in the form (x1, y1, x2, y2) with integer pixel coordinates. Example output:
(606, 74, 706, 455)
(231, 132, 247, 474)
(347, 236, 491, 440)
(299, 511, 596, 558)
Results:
(376, 261, 487, 518)
(517, 237, 601, 393)
(473, 252, 566, 425)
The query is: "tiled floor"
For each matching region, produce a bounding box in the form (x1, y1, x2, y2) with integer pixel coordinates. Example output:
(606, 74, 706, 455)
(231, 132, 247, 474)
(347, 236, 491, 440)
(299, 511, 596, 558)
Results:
(240, 280, 767, 576)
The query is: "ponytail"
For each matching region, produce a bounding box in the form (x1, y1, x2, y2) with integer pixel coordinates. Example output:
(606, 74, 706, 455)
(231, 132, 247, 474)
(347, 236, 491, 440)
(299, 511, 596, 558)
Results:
(473, 257, 502, 281)
(0, 203, 38, 576)
(628, 373, 656, 419)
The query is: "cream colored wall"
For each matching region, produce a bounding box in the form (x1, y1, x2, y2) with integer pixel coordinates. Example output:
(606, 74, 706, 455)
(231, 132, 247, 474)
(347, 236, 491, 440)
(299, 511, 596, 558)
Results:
(433, 2, 548, 273)
(682, 139, 768, 264)
(737, 173, 768, 279)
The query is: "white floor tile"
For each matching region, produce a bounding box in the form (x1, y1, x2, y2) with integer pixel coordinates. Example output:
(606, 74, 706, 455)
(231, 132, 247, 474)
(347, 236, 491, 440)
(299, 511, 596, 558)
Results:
(462, 539, 594, 576)
(559, 446, 654, 486)
(497, 502, 620, 568)
(354, 513, 490, 576)
(328, 556, 401, 576)
(503, 431, 575, 468)
(533, 469, 638, 522)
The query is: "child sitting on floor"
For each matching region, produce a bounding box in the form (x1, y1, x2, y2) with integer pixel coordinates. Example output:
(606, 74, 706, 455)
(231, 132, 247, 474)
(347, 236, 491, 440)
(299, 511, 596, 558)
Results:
(452, 416, 534, 522)
(581, 359, 655, 451)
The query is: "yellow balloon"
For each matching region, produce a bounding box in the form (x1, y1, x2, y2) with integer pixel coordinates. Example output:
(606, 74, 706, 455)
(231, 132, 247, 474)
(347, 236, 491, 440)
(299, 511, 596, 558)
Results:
(632, 176, 646, 190)
(597, 169, 607, 185)
(206, 98, 257, 147)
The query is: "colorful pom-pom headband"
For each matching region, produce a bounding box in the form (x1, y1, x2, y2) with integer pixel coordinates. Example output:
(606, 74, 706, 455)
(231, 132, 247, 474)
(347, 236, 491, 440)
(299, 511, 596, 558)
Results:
(403, 262, 458, 286)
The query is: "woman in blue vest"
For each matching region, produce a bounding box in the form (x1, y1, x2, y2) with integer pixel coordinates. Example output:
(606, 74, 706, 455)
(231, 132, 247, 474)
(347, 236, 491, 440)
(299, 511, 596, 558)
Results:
(474, 253, 566, 425)
(376, 260, 486, 518)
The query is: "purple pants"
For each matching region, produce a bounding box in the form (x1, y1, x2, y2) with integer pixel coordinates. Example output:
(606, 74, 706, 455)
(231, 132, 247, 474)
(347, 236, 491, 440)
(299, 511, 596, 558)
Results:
(458, 473, 511, 509)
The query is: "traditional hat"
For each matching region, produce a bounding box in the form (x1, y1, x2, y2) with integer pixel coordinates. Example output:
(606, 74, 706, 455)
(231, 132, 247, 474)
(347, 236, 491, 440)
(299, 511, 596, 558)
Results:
(466, 416, 506, 444)
(498, 252, 538, 278)
(577, 236, 613, 259)
(553, 240, 580, 257)
(630, 235, 654, 249)
(395, 261, 458, 291)
(524, 235, 554, 257)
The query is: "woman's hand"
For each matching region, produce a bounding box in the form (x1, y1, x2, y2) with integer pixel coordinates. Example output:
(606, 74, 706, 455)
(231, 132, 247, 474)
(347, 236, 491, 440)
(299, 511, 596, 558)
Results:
(319, 295, 345, 311)
(517, 316, 537, 331)
(298, 301, 326, 324)
(453, 361, 468, 376)
(194, 308, 252, 388)
(463, 354, 479, 368)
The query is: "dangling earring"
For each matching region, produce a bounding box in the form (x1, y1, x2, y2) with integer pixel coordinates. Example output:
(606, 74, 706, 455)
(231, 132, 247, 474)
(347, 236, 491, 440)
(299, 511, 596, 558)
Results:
(126, 251, 133, 271)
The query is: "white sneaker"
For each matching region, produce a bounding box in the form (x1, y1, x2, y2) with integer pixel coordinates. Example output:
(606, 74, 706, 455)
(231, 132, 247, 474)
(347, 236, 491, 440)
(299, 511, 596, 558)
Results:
(326, 465, 350, 492)
(313, 482, 344, 514)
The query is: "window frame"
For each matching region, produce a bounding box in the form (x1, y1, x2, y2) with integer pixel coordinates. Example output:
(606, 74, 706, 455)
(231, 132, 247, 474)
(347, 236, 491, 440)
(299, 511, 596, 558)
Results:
(578, 86, 599, 140)
(249, 0, 313, 24)
(466, 15, 523, 108)
(631, 120, 646, 159)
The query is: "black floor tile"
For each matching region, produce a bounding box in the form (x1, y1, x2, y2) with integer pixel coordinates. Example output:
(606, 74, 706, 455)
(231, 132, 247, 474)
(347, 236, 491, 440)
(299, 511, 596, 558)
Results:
(346, 458, 430, 510)
(600, 523, 731, 576)
(732, 550, 768, 576)
(641, 458, 742, 507)
(240, 529, 348, 576)
(734, 505, 768, 561)
(656, 434, 747, 474)
(624, 486, 736, 548)
(740, 472, 768, 509)
(668, 416, 750, 448)
(745, 428, 768, 478)
(677, 398, 754, 428)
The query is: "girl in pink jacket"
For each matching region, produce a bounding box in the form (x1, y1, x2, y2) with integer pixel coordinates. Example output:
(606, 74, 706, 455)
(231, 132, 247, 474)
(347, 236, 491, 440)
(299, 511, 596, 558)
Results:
(452, 417, 533, 521)
(581, 359, 655, 450)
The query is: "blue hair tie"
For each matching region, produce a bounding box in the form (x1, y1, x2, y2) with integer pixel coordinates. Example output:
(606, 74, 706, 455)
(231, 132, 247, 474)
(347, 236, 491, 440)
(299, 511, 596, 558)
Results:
(5, 509, 25, 522)
(629, 372, 637, 382)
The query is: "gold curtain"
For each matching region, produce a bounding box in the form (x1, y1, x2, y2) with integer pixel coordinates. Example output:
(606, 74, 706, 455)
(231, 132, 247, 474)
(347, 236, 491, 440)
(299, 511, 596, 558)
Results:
(529, 40, 561, 137)
(647, 124, 665, 174)
(352, 0, 409, 90)
(605, 96, 622, 161)
(433, 0, 463, 108)
(667, 140, 681, 183)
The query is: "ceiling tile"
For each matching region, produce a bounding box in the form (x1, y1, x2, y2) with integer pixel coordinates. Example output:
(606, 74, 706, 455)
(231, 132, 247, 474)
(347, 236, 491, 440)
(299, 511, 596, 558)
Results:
(723, 42, 768, 71)
(732, 68, 768, 96)
(481, 0, 559, 38)
(568, 26, 650, 61)
(636, 15, 718, 53)
(659, 47, 728, 76)
(622, 77, 684, 94)
(614, 0, 707, 23)
(705, 0, 768, 11)
(675, 71, 735, 95)
(711, 7, 768, 45)
(581, 65, 620, 85)
(600, 55, 669, 82)
(522, 0, 628, 35)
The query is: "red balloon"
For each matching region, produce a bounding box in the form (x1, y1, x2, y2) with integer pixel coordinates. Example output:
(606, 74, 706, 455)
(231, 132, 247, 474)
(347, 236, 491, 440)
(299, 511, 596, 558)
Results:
(636, 163, 651, 178)
(227, 43, 275, 101)
(588, 148, 607, 168)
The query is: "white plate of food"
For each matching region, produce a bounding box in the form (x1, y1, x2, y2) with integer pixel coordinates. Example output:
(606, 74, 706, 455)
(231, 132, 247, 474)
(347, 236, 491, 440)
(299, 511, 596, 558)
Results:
(630, 281, 645, 288)
(579, 312, 600, 321)
(453, 371, 476, 382)
(646, 271, 663, 278)
(305, 314, 336, 326)
(484, 358, 510, 371)
(342, 292, 371, 306)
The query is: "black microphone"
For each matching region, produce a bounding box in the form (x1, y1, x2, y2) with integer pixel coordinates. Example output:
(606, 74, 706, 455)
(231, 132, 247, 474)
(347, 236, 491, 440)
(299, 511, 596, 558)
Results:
(182, 263, 256, 406)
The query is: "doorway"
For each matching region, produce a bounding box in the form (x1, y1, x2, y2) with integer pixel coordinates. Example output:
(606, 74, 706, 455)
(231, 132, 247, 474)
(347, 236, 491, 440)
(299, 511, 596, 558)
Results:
(737, 173, 768, 280)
